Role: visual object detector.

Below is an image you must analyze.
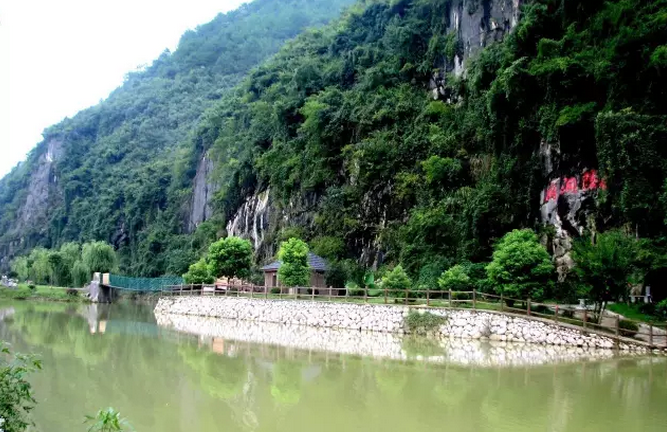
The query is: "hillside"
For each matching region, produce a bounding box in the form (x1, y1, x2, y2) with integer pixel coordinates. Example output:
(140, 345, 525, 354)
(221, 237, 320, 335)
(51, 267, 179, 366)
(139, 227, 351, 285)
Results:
(2, 0, 667, 291)
(197, 0, 667, 288)
(0, 0, 356, 275)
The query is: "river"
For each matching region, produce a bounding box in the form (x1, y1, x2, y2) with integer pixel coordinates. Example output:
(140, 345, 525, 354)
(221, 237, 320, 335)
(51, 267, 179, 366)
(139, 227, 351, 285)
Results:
(1, 301, 666, 432)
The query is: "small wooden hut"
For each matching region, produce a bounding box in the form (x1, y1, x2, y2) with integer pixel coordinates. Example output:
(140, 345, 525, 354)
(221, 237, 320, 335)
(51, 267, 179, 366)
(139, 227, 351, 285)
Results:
(261, 252, 328, 288)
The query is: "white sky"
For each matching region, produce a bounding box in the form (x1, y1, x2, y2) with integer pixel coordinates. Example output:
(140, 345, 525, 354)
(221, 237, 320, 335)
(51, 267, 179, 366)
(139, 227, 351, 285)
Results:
(0, 0, 247, 177)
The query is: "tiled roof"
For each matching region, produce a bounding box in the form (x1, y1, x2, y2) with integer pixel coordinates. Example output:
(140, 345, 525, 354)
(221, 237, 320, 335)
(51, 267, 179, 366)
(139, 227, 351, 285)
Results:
(261, 252, 328, 272)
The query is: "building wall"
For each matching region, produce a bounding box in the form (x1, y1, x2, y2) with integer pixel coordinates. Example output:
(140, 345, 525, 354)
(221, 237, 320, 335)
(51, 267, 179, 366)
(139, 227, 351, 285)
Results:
(264, 270, 326, 288)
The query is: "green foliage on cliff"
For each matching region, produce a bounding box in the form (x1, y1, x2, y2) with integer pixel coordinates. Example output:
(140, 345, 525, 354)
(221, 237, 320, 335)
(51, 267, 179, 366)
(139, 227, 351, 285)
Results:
(2, 0, 667, 302)
(197, 0, 667, 287)
(0, 0, 356, 277)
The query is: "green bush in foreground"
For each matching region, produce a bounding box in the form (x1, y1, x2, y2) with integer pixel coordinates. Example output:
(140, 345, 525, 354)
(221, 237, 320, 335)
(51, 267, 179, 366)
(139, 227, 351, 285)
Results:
(618, 319, 639, 338)
(0, 342, 42, 432)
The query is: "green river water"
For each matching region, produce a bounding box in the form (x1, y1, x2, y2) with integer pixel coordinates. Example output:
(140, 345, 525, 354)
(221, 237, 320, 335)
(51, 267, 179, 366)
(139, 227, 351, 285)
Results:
(1, 301, 666, 432)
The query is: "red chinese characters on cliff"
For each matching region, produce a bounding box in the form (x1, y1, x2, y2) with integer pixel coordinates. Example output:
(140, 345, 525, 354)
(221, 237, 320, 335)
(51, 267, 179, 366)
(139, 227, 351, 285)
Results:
(543, 170, 606, 203)
(560, 177, 578, 194)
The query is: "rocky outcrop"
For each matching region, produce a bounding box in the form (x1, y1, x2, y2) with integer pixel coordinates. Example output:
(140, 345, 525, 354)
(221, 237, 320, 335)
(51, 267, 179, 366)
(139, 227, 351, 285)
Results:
(226, 189, 271, 251)
(187, 154, 218, 232)
(430, 0, 523, 99)
(154, 297, 651, 352)
(17, 138, 63, 230)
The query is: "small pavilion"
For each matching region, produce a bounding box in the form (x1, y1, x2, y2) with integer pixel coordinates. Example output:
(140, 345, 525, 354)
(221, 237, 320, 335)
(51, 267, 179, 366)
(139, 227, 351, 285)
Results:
(261, 252, 328, 288)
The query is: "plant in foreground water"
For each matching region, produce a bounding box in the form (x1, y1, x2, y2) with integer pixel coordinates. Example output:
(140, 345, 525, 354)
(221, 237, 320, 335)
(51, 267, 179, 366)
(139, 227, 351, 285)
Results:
(0, 342, 41, 432)
(85, 408, 133, 432)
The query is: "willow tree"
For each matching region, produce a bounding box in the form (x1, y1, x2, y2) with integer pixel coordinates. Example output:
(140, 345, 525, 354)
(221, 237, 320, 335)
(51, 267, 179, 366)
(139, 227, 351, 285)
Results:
(82, 242, 118, 274)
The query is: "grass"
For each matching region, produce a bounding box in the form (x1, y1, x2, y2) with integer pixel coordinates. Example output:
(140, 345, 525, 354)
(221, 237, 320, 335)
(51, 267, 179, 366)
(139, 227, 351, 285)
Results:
(0, 284, 86, 303)
(608, 303, 660, 323)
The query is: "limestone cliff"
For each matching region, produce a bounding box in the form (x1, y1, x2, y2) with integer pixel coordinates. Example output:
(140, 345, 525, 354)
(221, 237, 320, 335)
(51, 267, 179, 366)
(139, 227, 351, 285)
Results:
(187, 154, 218, 232)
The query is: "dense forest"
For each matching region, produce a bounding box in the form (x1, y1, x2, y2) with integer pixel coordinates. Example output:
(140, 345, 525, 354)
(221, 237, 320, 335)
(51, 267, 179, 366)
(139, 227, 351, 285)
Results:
(2, 0, 667, 299)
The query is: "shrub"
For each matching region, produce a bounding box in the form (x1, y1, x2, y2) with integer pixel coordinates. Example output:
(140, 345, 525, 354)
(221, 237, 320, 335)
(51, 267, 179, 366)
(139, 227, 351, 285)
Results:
(85, 407, 132, 432)
(28, 284, 36, 292)
(66, 288, 79, 298)
(618, 319, 639, 338)
(438, 265, 470, 292)
(207, 237, 254, 280)
(183, 258, 215, 284)
(404, 311, 447, 334)
(382, 265, 412, 298)
(486, 229, 554, 301)
(270, 288, 282, 294)
(655, 299, 667, 318)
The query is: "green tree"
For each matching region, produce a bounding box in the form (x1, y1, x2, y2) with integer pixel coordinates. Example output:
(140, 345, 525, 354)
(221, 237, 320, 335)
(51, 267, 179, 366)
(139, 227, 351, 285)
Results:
(277, 238, 310, 287)
(438, 265, 471, 292)
(207, 237, 253, 280)
(71, 260, 91, 288)
(48, 251, 70, 287)
(382, 265, 412, 298)
(10, 257, 29, 282)
(0, 342, 42, 432)
(82, 242, 118, 274)
(572, 230, 644, 321)
(183, 258, 215, 284)
(486, 229, 554, 301)
(28, 248, 52, 285)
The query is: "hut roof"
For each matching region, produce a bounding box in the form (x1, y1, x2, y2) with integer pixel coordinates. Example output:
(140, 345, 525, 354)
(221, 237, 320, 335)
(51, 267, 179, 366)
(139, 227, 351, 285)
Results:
(261, 252, 328, 272)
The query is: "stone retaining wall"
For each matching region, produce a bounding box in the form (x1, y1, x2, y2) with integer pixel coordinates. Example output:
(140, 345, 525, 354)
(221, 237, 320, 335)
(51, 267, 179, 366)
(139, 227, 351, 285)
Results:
(154, 297, 648, 352)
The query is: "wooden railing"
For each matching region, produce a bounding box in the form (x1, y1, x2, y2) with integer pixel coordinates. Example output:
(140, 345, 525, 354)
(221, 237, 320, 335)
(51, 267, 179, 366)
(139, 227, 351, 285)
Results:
(155, 284, 667, 349)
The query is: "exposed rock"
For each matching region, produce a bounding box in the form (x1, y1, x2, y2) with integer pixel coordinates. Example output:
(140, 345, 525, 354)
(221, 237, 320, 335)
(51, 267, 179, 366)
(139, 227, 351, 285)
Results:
(187, 154, 218, 232)
(17, 138, 63, 230)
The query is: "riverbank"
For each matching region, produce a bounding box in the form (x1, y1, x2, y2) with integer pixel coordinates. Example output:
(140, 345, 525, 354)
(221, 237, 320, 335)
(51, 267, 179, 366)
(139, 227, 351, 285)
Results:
(0, 285, 87, 303)
(155, 297, 654, 352)
(156, 312, 651, 367)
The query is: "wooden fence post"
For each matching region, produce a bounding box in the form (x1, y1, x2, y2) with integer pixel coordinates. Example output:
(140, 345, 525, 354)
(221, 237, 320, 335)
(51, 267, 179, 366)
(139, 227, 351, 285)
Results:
(472, 289, 476, 309)
(364, 286, 368, 303)
(179, 285, 183, 296)
(426, 288, 430, 307)
(384, 287, 388, 305)
(329, 287, 332, 302)
(405, 288, 409, 305)
(500, 293, 504, 312)
(448, 290, 452, 308)
(527, 298, 531, 316)
(265, 285, 268, 299)
(554, 305, 559, 322)
(312, 287, 315, 301)
(583, 309, 587, 328)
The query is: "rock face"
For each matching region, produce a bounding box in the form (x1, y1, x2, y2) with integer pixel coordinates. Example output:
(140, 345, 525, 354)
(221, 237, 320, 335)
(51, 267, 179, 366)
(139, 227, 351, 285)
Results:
(154, 297, 650, 352)
(17, 138, 63, 230)
(430, 0, 523, 99)
(226, 190, 271, 251)
(188, 154, 218, 232)
(540, 168, 606, 280)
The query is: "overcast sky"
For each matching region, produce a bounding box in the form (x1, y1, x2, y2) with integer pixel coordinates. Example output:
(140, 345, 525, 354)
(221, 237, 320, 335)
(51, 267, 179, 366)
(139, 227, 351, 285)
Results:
(0, 0, 247, 177)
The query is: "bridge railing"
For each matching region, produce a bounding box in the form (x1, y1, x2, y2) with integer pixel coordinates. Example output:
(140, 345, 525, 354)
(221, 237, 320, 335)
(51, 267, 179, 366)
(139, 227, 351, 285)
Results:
(108, 274, 184, 292)
(158, 284, 667, 349)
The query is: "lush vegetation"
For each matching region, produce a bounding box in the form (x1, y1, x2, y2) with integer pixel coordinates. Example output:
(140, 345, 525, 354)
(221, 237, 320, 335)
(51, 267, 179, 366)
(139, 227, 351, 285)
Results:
(9, 241, 116, 287)
(85, 408, 132, 432)
(0, 285, 83, 303)
(2, 0, 667, 314)
(277, 238, 310, 287)
(0, 343, 41, 432)
(0, 0, 356, 278)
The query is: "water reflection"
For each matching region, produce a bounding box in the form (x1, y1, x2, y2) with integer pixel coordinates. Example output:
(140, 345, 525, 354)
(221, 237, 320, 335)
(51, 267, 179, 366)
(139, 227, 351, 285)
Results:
(0, 302, 666, 432)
